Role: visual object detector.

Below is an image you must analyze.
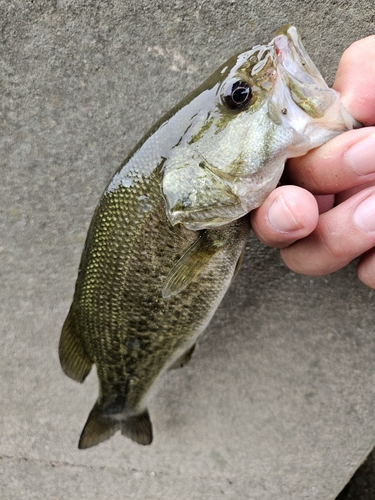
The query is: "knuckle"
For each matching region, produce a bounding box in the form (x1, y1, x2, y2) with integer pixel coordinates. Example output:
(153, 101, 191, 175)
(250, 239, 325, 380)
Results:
(317, 219, 350, 264)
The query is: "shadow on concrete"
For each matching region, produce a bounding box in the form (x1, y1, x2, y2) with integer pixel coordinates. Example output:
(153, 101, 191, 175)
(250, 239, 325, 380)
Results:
(337, 447, 375, 500)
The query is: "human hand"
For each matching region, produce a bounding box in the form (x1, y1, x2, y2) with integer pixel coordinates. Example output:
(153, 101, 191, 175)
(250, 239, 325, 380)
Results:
(250, 35, 375, 289)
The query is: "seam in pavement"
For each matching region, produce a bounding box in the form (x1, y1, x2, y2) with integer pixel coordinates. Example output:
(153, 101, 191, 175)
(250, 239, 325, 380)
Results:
(0, 454, 236, 484)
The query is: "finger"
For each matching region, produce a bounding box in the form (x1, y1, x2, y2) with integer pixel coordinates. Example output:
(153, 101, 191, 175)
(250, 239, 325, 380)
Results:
(357, 248, 375, 289)
(280, 187, 375, 275)
(335, 179, 375, 204)
(334, 35, 375, 126)
(285, 127, 375, 195)
(250, 185, 319, 248)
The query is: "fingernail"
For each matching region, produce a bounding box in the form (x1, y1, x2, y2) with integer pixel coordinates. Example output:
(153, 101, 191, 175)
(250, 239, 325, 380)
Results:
(268, 195, 301, 232)
(346, 134, 375, 176)
(353, 193, 375, 232)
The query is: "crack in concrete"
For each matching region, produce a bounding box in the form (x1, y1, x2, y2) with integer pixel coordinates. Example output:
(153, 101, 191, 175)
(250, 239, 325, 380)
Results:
(0, 454, 235, 485)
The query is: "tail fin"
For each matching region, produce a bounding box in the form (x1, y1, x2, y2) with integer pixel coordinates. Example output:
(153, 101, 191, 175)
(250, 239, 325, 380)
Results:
(120, 410, 153, 445)
(78, 402, 153, 449)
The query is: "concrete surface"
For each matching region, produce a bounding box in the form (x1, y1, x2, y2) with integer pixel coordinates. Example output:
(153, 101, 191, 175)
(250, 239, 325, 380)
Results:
(1, 1, 375, 498)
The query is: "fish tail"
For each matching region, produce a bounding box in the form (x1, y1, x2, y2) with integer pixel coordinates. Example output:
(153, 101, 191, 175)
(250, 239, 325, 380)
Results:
(78, 402, 153, 449)
(120, 409, 153, 445)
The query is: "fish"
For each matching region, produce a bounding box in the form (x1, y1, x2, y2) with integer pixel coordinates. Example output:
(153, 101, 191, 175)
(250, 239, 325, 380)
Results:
(59, 26, 359, 449)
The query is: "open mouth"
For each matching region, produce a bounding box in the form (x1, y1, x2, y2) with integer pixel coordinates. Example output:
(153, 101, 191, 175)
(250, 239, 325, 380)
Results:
(271, 26, 336, 119)
(273, 26, 327, 87)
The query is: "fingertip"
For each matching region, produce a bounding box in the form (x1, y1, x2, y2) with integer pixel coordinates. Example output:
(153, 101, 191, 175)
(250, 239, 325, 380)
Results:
(267, 188, 319, 233)
(334, 35, 375, 125)
(251, 186, 319, 248)
(267, 193, 301, 232)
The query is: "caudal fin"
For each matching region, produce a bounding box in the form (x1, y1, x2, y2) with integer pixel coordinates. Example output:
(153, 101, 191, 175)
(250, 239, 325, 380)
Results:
(120, 410, 153, 445)
(78, 402, 153, 449)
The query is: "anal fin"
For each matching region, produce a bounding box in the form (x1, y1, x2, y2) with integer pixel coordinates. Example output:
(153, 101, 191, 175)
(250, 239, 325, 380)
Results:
(59, 306, 92, 383)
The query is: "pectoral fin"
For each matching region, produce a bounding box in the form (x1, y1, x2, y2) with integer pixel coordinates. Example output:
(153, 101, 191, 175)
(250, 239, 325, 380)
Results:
(162, 231, 226, 299)
(59, 306, 92, 383)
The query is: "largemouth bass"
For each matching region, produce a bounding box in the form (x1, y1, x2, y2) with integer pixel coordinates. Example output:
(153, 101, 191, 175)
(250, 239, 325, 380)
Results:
(59, 26, 359, 449)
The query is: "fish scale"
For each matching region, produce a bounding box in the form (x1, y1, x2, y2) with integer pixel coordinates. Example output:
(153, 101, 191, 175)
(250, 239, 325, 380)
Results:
(60, 158, 249, 447)
(59, 26, 359, 449)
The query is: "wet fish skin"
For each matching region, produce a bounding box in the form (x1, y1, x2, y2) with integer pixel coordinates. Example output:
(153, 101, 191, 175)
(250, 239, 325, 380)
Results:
(59, 158, 250, 447)
(59, 26, 358, 449)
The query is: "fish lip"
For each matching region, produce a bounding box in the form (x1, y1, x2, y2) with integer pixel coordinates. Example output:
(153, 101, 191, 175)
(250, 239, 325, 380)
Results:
(272, 25, 327, 88)
(269, 25, 340, 121)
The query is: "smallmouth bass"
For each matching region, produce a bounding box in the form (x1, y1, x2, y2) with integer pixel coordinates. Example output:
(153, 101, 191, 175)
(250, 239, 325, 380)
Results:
(59, 26, 359, 449)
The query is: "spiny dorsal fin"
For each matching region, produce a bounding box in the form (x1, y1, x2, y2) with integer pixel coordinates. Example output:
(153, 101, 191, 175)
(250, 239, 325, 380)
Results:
(162, 231, 226, 299)
(59, 306, 92, 383)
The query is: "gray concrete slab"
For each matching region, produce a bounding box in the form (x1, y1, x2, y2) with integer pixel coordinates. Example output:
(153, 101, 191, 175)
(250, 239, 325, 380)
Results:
(1, 1, 375, 498)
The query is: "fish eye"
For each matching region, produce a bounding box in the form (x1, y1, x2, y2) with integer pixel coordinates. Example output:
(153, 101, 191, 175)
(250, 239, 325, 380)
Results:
(223, 80, 253, 110)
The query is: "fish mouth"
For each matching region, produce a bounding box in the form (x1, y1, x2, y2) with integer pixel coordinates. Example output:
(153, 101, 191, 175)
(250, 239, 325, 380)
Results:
(273, 25, 327, 88)
(271, 25, 336, 119)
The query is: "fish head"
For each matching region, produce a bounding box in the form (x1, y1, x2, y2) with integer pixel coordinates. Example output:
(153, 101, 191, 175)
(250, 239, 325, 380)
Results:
(162, 26, 359, 230)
